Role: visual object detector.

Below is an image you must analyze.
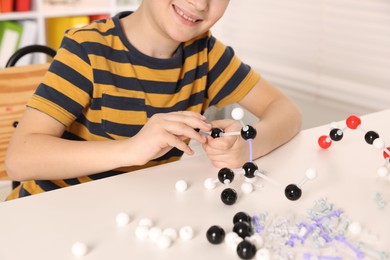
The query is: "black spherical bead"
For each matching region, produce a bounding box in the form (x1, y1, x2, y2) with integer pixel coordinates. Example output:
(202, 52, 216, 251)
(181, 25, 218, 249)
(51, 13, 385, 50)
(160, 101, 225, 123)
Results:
(242, 162, 258, 178)
(211, 128, 224, 138)
(284, 184, 302, 201)
(233, 211, 252, 225)
(206, 225, 225, 244)
(236, 240, 257, 260)
(12, 121, 19, 128)
(218, 168, 235, 184)
(329, 128, 343, 141)
(365, 131, 379, 145)
(221, 188, 237, 205)
(233, 221, 253, 239)
(241, 125, 257, 140)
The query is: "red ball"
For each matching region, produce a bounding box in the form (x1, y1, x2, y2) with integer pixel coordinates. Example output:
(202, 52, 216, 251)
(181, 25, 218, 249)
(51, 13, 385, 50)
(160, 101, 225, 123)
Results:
(383, 147, 390, 159)
(318, 135, 332, 149)
(346, 115, 361, 129)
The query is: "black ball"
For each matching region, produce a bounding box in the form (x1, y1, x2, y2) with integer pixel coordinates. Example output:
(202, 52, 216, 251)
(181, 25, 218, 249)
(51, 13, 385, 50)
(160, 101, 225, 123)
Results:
(221, 188, 237, 205)
(241, 125, 257, 140)
(211, 128, 224, 138)
(365, 131, 379, 145)
(233, 211, 252, 225)
(284, 184, 302, 201)
(236, 240, 257, 259)
(218, 168, 235, 184)
(329, 128, 343, 141)
(232, 221, 252, 238)
(242, 162, 258, 178)
(206, 225, 225, 244)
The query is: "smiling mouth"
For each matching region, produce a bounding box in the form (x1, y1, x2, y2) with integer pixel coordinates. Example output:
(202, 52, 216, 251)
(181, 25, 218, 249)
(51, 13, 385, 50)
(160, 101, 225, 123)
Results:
(173, 5, 201, 23)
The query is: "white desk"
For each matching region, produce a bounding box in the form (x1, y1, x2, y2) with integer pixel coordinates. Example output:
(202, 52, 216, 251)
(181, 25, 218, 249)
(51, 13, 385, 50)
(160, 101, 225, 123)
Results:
(0, 110, 389, 259)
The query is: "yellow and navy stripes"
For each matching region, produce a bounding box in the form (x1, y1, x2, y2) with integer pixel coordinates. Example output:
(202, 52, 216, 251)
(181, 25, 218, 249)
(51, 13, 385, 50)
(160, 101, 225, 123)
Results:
(7, 12, 260, 200)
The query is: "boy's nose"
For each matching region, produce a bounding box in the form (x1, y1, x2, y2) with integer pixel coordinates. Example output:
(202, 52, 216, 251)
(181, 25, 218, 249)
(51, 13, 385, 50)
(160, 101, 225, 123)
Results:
(188, 0, 209, 11)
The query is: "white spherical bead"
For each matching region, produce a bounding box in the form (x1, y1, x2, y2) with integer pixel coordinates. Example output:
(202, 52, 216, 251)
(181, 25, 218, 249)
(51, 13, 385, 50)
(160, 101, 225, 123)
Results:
(256, 248, 271, 260)
(305, 168, 318, 180)
(204, 178, 217, 190)
(71, 242, 88, 257)
(163, 228, 178, 241)
(377, 166, 389, 178)
(231, 107, 244, 120)
(148, 227, 163, 242)
(116, 212, 130, 227)
(348, 221, 362, 235)
(241, 182, 254, 194)
(175, 180, 188, 192)
(135, 225, 150, 240)
(247, 233, 264, 248)
(373, 138, 385, 150)
(138, 218, 153, 228)
(156, 235, 172, 249)
(224, 231, 239, 246)
(179, 226, 194, 241)
(229, 236, 243, 250)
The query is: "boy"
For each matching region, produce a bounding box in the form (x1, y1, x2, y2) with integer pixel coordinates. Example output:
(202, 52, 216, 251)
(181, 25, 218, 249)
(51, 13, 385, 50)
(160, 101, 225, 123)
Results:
(5, 0, 301, 200)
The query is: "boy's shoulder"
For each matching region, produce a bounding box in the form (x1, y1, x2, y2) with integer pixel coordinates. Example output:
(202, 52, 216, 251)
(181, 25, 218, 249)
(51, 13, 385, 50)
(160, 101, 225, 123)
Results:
(65, 18, 115, 38)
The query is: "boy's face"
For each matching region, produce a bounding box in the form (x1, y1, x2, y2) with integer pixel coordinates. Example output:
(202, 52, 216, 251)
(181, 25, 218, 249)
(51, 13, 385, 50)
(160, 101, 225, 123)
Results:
(143, 0, 230, 43)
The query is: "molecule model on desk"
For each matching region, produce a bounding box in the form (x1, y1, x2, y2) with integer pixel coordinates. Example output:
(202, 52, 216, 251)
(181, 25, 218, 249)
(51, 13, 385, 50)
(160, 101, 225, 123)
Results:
(318, 114, 390, 179)
(204, 107, 317, 205)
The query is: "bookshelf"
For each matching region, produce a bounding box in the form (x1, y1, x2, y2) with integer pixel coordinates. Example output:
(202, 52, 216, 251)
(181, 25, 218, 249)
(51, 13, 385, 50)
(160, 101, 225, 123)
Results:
(0, 0, 141, 65)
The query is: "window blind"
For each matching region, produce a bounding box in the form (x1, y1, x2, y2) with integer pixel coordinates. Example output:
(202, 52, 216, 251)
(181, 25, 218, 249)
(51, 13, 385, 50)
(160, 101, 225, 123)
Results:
(212, 0, 390, 112)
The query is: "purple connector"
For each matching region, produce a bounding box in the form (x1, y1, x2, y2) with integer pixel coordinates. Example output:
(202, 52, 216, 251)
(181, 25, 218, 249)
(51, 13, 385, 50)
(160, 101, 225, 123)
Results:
(335, 235, 365, 259)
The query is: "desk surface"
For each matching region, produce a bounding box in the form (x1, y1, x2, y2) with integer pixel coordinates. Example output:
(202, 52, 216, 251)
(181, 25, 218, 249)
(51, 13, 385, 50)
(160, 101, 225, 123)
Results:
(0, 110, 389, 259)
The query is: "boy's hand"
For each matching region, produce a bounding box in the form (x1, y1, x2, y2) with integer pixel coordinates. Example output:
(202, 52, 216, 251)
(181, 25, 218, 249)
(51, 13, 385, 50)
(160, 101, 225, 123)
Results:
(202, 119, 249, 169)
(127, 111, 212, 165)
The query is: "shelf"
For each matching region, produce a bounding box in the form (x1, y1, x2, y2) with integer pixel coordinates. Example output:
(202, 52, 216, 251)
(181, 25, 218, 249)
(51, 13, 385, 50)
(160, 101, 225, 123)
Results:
(0, 0, 141, 67)
(42, 9, 113, 18)
(0, 11, 39, 21)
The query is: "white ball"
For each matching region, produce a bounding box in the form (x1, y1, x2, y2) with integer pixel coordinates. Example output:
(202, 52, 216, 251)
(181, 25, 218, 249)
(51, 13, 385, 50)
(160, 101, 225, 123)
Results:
(204, 178, 217, 190)
(256, 248, 270, 260)
(246, 233, 264, 248)
(231, 107, 245, 120)
(138, 218, 153, 228)
(156, 235, 172, 249)
(373, 138, 385, 150)
(135, 225, 150, 240)
(163, 228, 178, 241)
(305, 168, 318, 180)
(116, 212, 130, 227)
(179, 226, 194, 241)
(175, 180, 188, 192)
(241, 182, 254, 194)
(377, 166, 389, 177)
(224, 231, 239, 246)
(71, 242, 88, 257)
(148, 227, 163, 242)
(348, 221, 362, 235)
(229, 236, 243, 250)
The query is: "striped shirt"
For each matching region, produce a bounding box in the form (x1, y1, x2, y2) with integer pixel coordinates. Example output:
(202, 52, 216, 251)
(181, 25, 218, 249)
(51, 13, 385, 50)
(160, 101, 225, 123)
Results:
(7, 12, 260, 200)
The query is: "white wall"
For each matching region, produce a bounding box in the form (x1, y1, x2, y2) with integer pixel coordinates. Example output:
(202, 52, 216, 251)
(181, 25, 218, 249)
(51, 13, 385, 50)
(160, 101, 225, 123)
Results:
(210, 0, 390, 129)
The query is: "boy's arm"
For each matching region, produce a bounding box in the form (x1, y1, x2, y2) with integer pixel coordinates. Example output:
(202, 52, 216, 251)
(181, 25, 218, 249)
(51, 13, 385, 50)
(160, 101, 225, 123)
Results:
(238, 77, 302, 159)
(5, 108, 211, 181)
(203, 77, 302, 168)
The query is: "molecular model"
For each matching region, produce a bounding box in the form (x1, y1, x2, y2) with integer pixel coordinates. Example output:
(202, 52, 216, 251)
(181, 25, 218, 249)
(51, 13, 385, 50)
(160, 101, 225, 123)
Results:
(318, 114, 390, 179)
(206, 199, 389, 260)
(203, 107, 317, 205)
